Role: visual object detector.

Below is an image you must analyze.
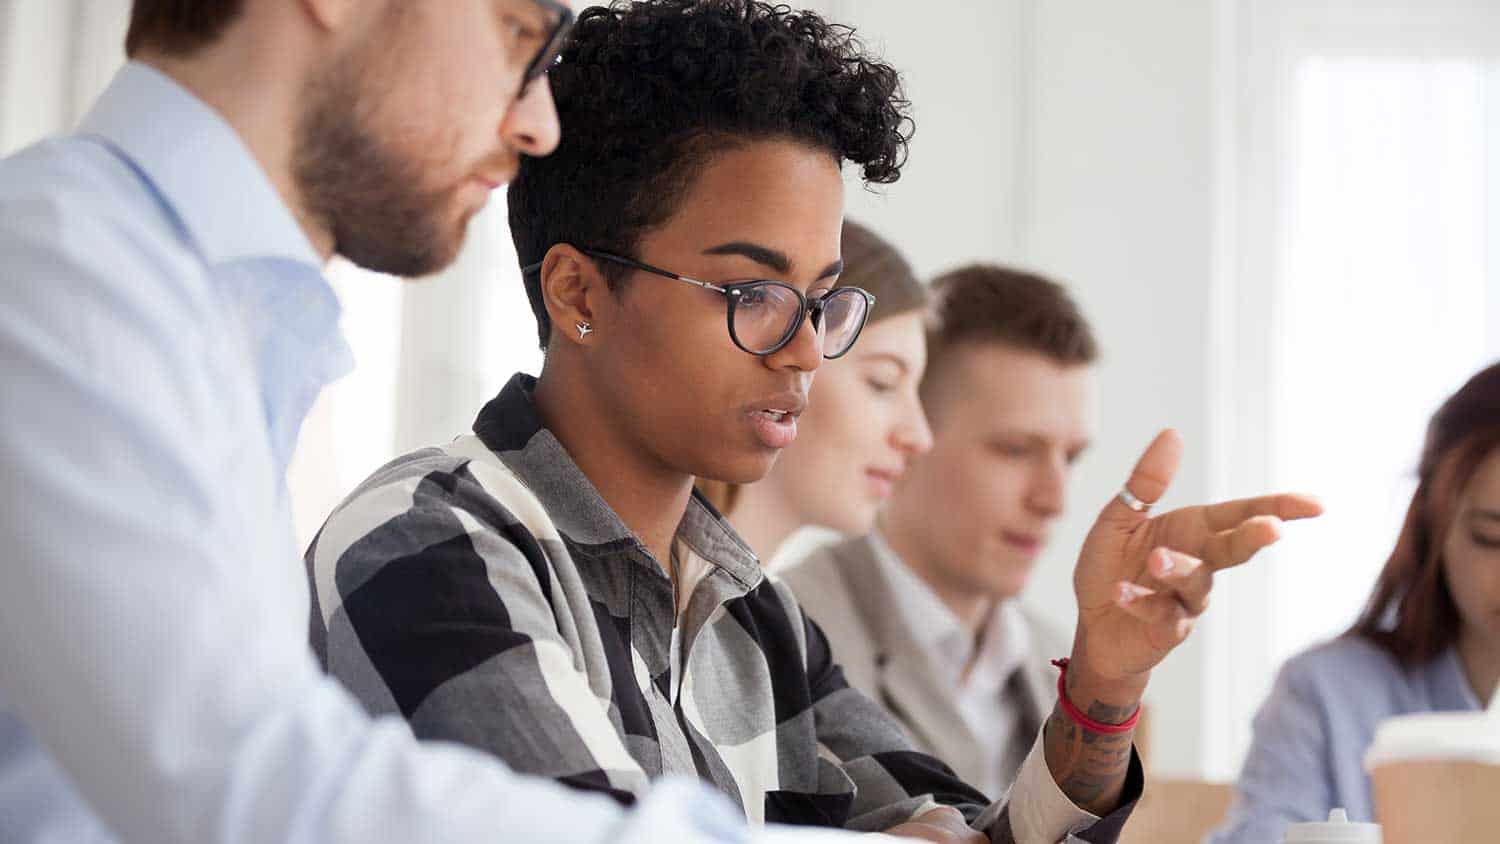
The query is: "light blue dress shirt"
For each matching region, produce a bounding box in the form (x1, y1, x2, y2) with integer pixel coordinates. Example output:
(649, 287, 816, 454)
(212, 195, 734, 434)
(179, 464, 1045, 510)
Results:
(1205, 635, 1482, 844)
(0, 62, 857, 844)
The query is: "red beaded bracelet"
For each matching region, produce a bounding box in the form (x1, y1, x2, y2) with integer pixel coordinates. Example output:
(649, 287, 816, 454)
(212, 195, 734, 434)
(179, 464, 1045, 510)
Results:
(1050, 658, 1141, 736)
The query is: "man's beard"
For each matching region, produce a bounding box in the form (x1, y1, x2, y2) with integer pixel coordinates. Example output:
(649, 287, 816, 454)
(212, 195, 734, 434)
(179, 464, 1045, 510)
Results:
(292, 61, 462, 278)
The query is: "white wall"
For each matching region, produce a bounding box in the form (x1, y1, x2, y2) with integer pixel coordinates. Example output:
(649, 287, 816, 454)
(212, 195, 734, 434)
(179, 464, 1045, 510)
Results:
(1022, 0, 1225, 778)
(0, 0, 129, 155)
(0, 1, 71, 152)
(810, 0, 1030, 273)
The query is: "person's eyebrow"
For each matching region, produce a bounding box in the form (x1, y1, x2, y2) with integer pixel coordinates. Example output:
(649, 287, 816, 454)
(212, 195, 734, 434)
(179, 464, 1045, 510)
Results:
(703, 242, 844, 282)
(861, 352, 909, 374)
(1472, 509, 1500, 523)
(500, 0, 549, 39)
(704, 242, 791, 275)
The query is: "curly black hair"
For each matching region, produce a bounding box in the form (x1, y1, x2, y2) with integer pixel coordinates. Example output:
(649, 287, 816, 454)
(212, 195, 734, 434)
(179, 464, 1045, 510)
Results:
(508, 0, 914, 349)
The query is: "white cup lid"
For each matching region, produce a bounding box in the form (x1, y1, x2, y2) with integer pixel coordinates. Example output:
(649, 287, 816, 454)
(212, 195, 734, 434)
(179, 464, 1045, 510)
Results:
(1282, 809, 1382, 843)
(1364, 711, 1500, 769)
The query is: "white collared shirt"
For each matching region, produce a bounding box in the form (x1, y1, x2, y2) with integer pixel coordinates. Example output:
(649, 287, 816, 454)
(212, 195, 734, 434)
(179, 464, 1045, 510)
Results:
(0, 62, 840, 844)
(868, 530, 1035, 798)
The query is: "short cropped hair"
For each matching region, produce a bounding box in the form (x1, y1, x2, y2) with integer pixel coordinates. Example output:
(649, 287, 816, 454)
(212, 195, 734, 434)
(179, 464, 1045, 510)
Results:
(126, 0, 245, 58)
(922, 264, 1098, 405)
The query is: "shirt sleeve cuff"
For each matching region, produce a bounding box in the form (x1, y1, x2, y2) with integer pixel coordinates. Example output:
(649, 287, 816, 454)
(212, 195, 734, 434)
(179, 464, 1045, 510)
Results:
(980, 729, 1144, 843)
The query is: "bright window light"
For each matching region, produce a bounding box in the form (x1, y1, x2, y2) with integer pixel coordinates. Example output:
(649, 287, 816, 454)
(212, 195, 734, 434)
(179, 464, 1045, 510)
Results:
(1266, 57, 1495, 666)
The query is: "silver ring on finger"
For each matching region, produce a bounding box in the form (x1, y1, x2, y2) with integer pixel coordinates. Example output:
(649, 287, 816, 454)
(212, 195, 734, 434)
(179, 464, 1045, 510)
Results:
(1118, 487, 1152, 513)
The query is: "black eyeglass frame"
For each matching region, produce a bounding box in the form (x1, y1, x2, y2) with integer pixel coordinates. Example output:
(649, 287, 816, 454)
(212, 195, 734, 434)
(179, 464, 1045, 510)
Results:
(521, 249, 876, 359)
(518, 0, 575, 95)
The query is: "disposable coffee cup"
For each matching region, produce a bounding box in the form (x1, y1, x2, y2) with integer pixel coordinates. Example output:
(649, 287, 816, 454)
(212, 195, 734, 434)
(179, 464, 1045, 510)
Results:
(1365, 711, 1500, 844)
(1281, 809, 1380, 843)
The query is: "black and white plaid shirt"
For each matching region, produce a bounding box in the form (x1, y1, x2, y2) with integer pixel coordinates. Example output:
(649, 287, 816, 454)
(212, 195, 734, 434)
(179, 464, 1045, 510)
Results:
(306, 374, 1140, 842)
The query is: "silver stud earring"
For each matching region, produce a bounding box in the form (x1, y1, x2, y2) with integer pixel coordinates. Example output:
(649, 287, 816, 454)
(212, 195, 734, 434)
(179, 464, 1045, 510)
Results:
(576, 321, 593, 339)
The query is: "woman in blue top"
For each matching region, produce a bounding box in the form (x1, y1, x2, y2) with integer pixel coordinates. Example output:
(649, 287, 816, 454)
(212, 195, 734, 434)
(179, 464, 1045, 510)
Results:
(1209, 362, 1500, 843)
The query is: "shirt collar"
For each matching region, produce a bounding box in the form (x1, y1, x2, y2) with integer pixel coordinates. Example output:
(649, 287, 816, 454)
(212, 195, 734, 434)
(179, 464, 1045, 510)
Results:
(868, 528, 967, 651)
(1435, 646, 1486, 711)
(77, 62, 322, 268)
(867, 528, 1030, 682)
(472, 374, 764, 588)
(977, 598, 1031, 685)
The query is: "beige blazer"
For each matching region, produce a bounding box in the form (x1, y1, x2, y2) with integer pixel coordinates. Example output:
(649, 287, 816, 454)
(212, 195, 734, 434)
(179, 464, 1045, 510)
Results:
(778, 533, 1067, 794)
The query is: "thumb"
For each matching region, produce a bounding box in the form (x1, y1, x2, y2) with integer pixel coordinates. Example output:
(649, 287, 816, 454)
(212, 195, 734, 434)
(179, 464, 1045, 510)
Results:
(1101, 429, 1183, 525)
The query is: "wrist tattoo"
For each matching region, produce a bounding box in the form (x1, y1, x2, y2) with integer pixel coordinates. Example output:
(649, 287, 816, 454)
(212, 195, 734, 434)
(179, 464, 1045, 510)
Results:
(1042, 675, 1137, 815)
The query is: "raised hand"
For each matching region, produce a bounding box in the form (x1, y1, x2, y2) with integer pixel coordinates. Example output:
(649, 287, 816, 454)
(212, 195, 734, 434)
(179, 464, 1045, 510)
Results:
(1071, 429, 1322, 685)
(1041, 429, 1322, 818)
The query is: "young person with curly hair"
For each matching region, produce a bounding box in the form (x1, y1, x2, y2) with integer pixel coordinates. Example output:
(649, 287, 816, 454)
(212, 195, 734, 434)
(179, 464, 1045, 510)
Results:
(307, 2, 1321, 841)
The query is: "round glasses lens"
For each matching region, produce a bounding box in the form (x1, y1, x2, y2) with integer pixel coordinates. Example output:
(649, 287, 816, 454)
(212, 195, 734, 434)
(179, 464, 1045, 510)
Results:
(525, 6, 572, 85)
(732, 283, 804, 353)
(819, 288, 871, 357)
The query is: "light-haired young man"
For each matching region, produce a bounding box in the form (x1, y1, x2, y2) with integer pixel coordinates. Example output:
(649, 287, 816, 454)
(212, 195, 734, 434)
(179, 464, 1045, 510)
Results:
(783, 265, 1100, 798)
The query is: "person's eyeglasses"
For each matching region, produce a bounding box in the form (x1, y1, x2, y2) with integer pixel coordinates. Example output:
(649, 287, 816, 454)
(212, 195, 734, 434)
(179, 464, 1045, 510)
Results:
(519, 0, 575, 95)
(523, 250, 876, 359)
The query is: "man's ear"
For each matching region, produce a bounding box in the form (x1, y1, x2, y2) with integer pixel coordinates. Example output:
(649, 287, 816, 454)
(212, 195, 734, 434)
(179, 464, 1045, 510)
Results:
(540, 244, 607, 347)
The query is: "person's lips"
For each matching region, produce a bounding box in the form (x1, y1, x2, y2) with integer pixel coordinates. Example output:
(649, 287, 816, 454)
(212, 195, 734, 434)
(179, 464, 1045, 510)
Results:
(745, 392, 807, 450)
(472, 160, 518, 191)
(1001, 531, 1043, 558)
(865, 467, 904, 499)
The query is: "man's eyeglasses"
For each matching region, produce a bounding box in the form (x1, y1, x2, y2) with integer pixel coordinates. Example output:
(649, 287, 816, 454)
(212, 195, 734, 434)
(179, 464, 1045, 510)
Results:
(519, 0, 575, 95)
(523, 250, 876, 359)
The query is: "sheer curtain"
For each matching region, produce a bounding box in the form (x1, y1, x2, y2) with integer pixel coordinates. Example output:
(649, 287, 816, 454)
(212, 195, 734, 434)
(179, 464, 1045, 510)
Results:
(1209, 0, 1500, 777)
(0, 1, 541, 548)
(0, 1, 129, 152)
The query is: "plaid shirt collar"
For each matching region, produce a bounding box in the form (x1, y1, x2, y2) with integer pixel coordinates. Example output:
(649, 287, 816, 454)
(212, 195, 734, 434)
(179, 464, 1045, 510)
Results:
(471, 373, 764, 589)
